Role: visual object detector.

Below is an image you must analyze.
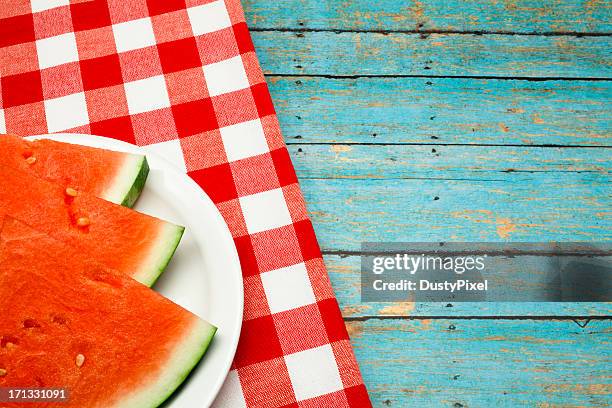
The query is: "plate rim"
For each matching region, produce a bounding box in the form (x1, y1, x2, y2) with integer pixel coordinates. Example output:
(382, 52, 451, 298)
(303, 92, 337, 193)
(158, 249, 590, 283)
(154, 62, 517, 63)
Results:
(26, 133, 243, 408)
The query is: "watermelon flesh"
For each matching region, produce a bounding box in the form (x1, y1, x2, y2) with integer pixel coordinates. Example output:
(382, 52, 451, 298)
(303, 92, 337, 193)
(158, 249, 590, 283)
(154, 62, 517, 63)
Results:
(0, 165, 183, 287)
(0, 134, 149, 208)
(0, 218, 216, 408)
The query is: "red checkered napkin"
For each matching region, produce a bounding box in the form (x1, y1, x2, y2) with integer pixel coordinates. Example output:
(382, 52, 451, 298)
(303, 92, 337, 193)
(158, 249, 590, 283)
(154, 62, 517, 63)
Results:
(0, 0, 371, 406)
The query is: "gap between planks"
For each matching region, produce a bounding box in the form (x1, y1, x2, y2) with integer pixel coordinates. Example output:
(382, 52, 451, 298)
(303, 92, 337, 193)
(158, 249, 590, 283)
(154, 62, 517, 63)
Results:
(251, 27, 612, 37)
(265, 73, 612, 81)
(286, 142, 612, 148)
(344, 316, 609, 323)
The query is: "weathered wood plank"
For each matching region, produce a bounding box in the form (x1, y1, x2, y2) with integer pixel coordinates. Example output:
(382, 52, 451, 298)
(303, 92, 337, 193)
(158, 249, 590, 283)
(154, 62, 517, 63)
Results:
(268, 76, 612, 146)
(252, 31, 611, 78)
(326, 254, 612, 317)
(244, 0, 612, 34)
(289, 144, 611, 180)
(349, 319, 612, 407)
(299, 178, 611, 251)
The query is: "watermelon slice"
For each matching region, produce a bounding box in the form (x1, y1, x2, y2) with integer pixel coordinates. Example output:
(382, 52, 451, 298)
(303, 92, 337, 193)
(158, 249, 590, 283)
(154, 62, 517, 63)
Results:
(0, 165, 183, 286)
(0, 134, 149, 207)
(0, 217, 216, 408)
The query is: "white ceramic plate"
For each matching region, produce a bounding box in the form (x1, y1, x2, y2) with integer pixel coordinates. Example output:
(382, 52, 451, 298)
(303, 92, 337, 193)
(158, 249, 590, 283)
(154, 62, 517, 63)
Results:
(28, 134, 243, 408)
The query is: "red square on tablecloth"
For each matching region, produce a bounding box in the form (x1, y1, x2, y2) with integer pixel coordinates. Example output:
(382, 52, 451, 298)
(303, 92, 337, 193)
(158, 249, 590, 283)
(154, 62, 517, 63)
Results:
(233, 235, 259, 277)
(172, 98, 218, 137)
(157, 37, 202, 74)
(294, 220, 322, 263)
(271, 148, 298, 187)
(70, 0, 112, 31)
(234, 315, 283, 368)
(80, 54, 123, 90)
(345, 385, 373, 407)
(232, 22, 254, 54)
(318, 298, 349, 343)
(146, 0, 186, 16)
(251, 82, 276, 118)
(189, 162, 237, 203)
(2, 71, 43, 108)
(90, 116, 136, 144)
(0, 14, 35, 48)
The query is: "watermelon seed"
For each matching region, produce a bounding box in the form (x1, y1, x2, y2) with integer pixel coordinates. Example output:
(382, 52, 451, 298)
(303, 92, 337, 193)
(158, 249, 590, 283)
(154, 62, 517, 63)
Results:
(0, 369, 6, 377)
(65, 187, 78, 197)
(75, 354, 85, 367)
(25, 156, 37, 165)
(76, 217, 90, 227)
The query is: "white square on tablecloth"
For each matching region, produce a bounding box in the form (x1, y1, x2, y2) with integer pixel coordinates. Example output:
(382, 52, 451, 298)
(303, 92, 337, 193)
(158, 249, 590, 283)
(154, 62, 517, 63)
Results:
(124, 75, 171, 115)
(31, 0, 69, 13)
(220, 119, 268, 162)
(210, 370, 247, 408)
(187, 0, 231, 36)
(285, 344, 343, 401)
(261, 263, 316, 314)
(203, 56, 249, 97)
(112, 17, 157, 53)
(239, 188, 292, 234)
(143, 139, 187, 173)
(36, 33, 78, 69)
(0, 109, 5, 133)
(44, 92, 89, 132)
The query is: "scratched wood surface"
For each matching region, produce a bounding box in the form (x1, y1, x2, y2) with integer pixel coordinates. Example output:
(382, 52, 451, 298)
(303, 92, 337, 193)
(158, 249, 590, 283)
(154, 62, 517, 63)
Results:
(243, 0, 612, 33)
(267, 77, 611, 146)
(243, 1, 611, 406)
(349, 319, 611, 407)
(253, 31, 611, 78)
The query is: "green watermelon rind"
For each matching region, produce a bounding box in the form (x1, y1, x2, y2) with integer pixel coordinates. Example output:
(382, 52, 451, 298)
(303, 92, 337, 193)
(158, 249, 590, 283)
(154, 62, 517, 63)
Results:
(155, 321, 217, 408)
(103, 155, 150, 208)
(119, 320, 217, 408)
(120, 156, 150, 208)
(136, 224, 185, 287)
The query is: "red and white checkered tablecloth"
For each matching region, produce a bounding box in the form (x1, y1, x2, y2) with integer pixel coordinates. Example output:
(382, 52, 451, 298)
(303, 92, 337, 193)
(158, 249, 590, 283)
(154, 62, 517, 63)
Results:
(0, 0, 371, 406)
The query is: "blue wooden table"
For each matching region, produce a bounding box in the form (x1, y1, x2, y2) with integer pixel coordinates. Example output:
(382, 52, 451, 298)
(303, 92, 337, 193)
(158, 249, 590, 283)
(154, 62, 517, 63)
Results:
(243, 1, 611, 406)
